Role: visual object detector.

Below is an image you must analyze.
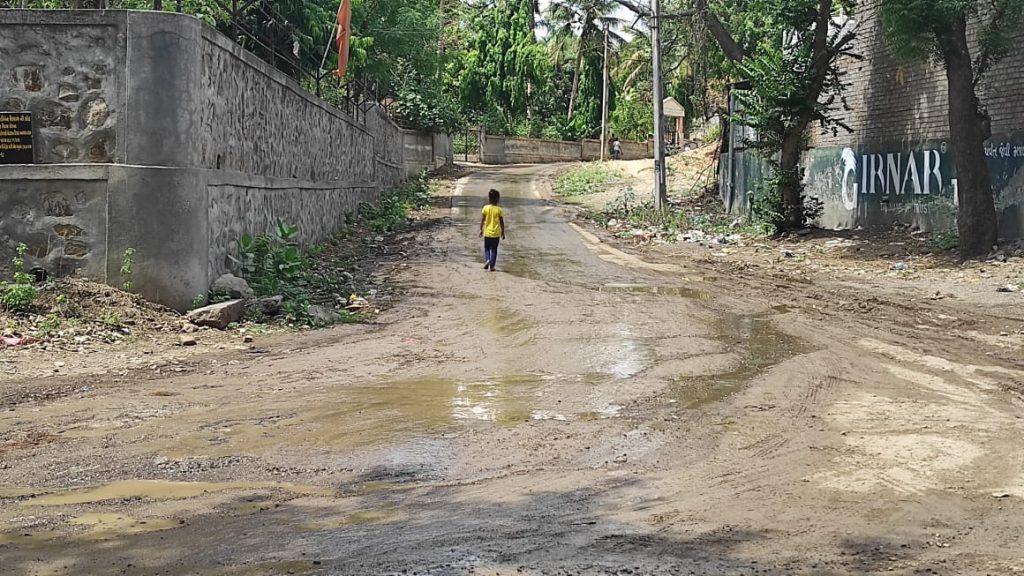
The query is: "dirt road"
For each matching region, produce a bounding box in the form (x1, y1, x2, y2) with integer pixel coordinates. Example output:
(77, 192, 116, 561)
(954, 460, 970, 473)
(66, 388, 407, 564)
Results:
(3, 165, 1024, 575)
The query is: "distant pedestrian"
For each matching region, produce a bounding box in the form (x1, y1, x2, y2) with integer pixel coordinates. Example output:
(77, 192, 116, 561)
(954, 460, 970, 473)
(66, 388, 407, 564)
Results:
(611, 136, 622, 160)
(479, 188, 506, 271)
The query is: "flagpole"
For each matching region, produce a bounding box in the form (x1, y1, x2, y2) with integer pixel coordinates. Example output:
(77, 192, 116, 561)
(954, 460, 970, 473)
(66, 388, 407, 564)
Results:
(318, 21, 340, 96)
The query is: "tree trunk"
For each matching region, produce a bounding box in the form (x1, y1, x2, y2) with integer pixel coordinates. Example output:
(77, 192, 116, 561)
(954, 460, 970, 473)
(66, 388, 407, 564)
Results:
(567, 42, 584, 120)
(940, 17, 998, 259)
(778, 129, 804, 229)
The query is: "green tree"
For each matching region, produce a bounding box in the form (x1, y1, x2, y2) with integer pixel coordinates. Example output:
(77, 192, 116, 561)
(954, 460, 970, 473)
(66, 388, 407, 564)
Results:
(463, 0, 549, 132)
(880, 0, 1022, 258)
(543, 0, 625, 120)
(690, 0, 857, 230)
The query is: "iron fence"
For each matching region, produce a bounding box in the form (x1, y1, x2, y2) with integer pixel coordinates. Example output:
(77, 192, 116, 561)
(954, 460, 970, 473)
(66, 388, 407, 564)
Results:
(2, 0, 394, 123)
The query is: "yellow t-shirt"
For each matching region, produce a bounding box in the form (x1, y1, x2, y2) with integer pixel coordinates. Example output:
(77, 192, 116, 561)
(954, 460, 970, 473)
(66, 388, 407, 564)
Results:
(482, 204, 504, 238)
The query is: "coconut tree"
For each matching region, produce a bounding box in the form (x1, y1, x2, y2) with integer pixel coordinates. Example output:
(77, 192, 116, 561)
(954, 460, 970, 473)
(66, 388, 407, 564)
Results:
(543, 0, 627, 119)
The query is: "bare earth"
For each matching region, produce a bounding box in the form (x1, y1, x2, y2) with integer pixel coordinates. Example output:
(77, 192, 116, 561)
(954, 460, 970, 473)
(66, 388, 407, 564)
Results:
(2, 164, 1024, 575)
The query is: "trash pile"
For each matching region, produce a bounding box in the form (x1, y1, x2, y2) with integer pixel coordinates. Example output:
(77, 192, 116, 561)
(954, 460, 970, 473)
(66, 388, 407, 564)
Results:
(0, 277, 184, 353)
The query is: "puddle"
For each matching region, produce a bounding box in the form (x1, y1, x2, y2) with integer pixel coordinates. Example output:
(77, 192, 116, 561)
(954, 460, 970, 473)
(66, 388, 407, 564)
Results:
(167, 373, 620, 457)
(602, 283, 710, 300)
(295, 509, 401, 531)
(481, 307, 537, 337)
(502, 258, 545, 280)
(70, 513, 178, 537)
(21, 480, 327, 506)
(674, 314, 807, 408)
(579, 404, 625, 420)
(588, 326, 658, 378)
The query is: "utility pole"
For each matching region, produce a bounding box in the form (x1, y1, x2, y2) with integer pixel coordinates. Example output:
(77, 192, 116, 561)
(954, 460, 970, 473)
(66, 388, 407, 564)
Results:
(600, 21, 610, 162)
(650, 0, 667, 210)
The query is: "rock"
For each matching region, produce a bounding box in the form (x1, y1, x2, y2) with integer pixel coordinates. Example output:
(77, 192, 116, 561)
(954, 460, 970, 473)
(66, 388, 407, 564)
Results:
(242, 334, 254, 343)
(996, 284, 1020, 293)
(211, 273, 254, 300)
(255, 295, 283, 316)
(186, 300, 245, 329)
(796, 228, 813, 236)
(308, 304, 340, 325)
(890, 262, 908, 271)
(178, 335, 197, 347)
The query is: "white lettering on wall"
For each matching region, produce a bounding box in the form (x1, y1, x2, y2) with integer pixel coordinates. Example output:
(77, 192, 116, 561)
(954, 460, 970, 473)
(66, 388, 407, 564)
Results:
(835, 146, 951, 211)
(841, 148, 858, 210)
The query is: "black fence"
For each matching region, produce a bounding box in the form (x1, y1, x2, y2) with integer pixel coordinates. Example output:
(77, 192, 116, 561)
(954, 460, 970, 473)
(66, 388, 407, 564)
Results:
(2, 0, 394, 123)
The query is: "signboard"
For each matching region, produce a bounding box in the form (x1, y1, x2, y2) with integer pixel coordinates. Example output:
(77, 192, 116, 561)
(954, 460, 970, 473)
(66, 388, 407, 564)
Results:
(0, 112, 34, 164)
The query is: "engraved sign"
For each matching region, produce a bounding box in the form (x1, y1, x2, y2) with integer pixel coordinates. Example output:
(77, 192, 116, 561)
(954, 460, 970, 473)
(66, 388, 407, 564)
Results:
(0, 112, 34, 164)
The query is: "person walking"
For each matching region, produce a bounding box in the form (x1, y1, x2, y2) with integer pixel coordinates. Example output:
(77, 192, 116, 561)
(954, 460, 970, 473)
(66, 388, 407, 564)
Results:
(479, 188, 506, 271)
(611, 136, 622, 160)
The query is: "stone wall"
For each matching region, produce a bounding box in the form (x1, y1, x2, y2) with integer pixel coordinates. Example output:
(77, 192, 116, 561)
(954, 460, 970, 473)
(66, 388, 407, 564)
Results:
(0, 10, 124, 164)
(0, 10, 450, 309)
(481, 134, 653, 164)
(402, 130, 452, 178)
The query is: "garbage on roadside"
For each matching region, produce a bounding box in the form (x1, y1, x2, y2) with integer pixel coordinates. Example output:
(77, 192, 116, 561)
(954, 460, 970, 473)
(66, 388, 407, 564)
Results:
(1, 335, 35, 347)
(345, 294, 370, 310)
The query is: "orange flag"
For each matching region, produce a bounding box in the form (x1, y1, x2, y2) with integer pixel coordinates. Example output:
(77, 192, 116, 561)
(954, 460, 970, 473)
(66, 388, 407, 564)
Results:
(335, 0, 352, 78)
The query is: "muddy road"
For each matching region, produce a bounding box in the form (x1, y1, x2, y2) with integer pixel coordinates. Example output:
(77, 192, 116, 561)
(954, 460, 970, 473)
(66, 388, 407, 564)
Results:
(3, 165, 1024, 575)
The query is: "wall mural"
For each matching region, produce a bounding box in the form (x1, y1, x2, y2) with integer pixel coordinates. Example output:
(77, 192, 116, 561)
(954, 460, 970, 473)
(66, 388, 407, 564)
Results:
(804, 138, 1024, 213)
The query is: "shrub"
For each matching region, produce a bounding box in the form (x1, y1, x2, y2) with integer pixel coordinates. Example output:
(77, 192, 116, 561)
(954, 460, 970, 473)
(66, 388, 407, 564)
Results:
(554, 164, 625, 197)
(1, 244, 37, 313)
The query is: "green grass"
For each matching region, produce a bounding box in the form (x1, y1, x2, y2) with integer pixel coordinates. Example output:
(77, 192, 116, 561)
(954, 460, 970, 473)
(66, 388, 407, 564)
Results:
(553, 163, 626, 197)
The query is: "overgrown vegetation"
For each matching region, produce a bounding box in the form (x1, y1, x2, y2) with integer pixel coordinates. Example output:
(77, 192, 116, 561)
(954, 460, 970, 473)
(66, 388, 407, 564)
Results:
(358, 170, 432, 233)
(553, 163, 627, 197)
(120, 247, 136, 293)
(1, 244, 37, 313)
(234, 171, 435, 325)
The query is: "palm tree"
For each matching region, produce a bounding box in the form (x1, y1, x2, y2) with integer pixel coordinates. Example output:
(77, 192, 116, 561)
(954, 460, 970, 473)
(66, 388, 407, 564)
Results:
(543, 0, 626, 119)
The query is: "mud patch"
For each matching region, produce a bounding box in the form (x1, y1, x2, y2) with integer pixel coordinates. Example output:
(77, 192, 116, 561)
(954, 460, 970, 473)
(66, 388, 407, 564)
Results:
(21, 480, 327, 506)
(602, 283, 710, 300)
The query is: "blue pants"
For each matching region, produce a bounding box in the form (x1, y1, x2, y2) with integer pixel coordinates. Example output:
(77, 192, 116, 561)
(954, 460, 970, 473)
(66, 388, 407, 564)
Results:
(483, 236, 500, 269)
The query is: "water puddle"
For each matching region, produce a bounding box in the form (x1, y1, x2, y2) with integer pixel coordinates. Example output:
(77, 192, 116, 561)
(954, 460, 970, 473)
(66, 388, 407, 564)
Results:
(588, 326, 658, 378)
(602, 283, 710, 300)
(674, 314, 807, 408)
(20, 480, 327, 506)
(481, 307, 536, 337)
(502, 258, 545, 280)
(295, 509, 402, 531)
(70, 513, 178, 537)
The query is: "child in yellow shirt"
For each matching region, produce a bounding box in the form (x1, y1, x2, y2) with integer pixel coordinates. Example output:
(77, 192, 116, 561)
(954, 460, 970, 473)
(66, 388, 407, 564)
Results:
(479, 189, 506, 271)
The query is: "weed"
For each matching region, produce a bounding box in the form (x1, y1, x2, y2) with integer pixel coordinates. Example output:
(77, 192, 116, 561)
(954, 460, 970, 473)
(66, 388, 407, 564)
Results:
(554, 163, 625, 197)
(934, 229, 959, 251)
(101, 311, 122, 328)
(601, 188, 689, 233)
(120, 247, 136, 292)
(238, 220, 313, 323)
(191, 294, 207, 310)
(37, 313, 62, 334)
(358, 170, 432, 233)
(1, 244, 37, 313)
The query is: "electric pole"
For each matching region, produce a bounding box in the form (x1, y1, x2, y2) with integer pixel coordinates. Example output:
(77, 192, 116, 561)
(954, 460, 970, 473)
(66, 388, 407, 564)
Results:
(651, 0, 667, 210)
(600, 21, 610, 162)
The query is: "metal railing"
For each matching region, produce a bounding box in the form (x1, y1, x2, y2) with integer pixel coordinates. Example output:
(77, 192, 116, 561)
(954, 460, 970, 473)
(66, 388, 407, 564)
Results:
(3, 0, 394, 122)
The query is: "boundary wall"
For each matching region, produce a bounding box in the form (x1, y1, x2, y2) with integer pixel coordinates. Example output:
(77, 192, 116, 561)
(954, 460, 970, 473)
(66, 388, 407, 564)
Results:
(0, 10, 450, 309)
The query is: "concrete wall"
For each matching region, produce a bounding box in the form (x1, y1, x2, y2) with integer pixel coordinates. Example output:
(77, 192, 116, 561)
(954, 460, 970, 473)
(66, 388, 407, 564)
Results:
(722, 0, 1024, 238)
(480, 134, 653, 164)
(402, 130, 452, 178)
(0, 10, 450, 309)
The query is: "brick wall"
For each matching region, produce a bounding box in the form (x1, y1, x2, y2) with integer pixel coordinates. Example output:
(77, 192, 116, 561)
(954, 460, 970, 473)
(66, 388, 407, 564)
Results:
(813, 0, 1024, 149)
